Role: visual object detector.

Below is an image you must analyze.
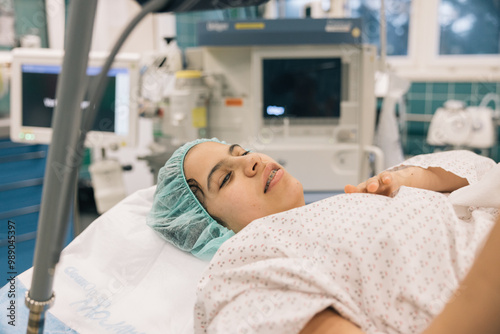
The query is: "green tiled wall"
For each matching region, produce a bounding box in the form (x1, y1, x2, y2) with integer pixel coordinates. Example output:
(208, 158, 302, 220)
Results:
(404, 81, 500, 162)
(0, 0, 48, 117)
(0, 0, 48, 51)
(13, 0, 49, 48)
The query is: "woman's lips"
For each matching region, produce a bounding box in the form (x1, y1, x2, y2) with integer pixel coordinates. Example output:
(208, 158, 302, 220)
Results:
(263, 163, 284, 193)
(264, 169, 277, 193)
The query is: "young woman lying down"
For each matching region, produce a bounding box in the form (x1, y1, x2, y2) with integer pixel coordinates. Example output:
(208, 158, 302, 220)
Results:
(148, 138, 500, 334)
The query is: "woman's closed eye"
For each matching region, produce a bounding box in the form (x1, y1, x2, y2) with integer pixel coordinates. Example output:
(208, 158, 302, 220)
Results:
(220, 172, 232, 189)
(219, 151, 251, 188)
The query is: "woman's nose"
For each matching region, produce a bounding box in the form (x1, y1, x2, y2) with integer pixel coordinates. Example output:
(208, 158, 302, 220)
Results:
(241, 153, 259, 177)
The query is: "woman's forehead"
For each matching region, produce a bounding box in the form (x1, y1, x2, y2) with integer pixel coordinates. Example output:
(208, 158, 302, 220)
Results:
(184, 141, 230, 177)
(188, 141, 229, 159)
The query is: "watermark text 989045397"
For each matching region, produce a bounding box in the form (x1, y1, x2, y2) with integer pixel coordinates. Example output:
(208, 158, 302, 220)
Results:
(6, 220, 17, 326)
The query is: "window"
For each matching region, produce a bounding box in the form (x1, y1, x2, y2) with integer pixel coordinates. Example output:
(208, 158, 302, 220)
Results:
(438, 0, 500, 55)
(347, 0, 412, 56)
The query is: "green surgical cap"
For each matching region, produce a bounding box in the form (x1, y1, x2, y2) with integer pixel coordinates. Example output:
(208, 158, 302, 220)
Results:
(147, 138, 235, 260)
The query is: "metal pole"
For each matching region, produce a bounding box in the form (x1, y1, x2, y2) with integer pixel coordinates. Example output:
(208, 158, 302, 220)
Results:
(25, 1, 98, 333)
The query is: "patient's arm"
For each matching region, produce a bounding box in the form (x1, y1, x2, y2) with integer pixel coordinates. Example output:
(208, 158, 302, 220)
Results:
(300, 308, 365, 334)
(344, 166, 468, 196)
(421, 214, 500, 334)
(302, 215, 500, 334)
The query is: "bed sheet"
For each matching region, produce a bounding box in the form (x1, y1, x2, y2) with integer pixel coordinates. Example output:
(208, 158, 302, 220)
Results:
(0, 186, 209, 333)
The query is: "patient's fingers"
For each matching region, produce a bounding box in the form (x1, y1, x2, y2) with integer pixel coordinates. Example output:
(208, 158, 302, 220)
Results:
(345, 172, 397, 195)
(380, 172, 393, 185)
(344, 184, 354, 193)
(344, 183, 365, 193)
(366, 178, 381, 193)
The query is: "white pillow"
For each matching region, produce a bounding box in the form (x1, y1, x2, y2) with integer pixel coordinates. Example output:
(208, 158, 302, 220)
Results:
(18, 186, 209, 333)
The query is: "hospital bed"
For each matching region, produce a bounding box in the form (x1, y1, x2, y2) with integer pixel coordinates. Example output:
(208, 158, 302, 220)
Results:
(0, 186, 209, 333)
(0, 185, 337, 334)
(2, 156, 499, 333)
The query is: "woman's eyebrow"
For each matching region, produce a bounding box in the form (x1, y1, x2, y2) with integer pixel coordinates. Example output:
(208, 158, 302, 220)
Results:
(228, 144, 240, 155)
(206, 144, 242, 191)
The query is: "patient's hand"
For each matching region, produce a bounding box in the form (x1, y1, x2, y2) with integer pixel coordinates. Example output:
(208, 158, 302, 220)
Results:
(344, 167, 416, 197)
(344, 166, 469, 196)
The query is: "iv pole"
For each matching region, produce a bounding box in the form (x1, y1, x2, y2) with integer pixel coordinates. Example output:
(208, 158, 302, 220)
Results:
(24, 1, 98, 332)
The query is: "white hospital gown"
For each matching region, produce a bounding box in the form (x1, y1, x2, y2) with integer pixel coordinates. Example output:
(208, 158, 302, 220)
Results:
(194, 151, 499, 334)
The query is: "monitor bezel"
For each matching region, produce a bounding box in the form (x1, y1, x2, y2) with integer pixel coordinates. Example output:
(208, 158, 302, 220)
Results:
(10, 48, 140, 148)
(251, 45, 363, 133)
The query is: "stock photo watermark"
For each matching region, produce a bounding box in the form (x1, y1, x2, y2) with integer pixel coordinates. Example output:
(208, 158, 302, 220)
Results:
(5, 220, 17, 327)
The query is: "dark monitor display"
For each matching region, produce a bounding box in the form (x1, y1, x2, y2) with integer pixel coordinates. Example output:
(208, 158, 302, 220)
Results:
(10, 49, 139, 147)
(262, 58, 342, 119)
(21, 64, 128, 134)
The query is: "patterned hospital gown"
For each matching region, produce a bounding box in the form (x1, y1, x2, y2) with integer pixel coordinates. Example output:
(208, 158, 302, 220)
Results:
(194, 151, 499, 334)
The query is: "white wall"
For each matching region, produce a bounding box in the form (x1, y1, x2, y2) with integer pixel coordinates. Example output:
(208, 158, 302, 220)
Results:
(91, 0, 156, 53)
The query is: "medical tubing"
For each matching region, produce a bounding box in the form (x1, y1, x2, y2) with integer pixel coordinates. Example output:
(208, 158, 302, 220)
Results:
(479, 92, 500, 118)
(26, 0, 98, 333)
(479, 92, 500, 109)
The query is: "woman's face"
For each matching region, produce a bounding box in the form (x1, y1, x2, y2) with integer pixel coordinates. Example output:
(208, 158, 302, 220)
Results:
(184, 141, 305, 233)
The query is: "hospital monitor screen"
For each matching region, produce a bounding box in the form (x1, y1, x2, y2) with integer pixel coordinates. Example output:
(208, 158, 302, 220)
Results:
(10, 49, 139, 148)
(262, 57, 342, 121)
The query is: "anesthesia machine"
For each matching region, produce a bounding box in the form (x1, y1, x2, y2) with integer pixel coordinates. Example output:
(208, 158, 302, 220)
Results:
(179, 18, 382, 191)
